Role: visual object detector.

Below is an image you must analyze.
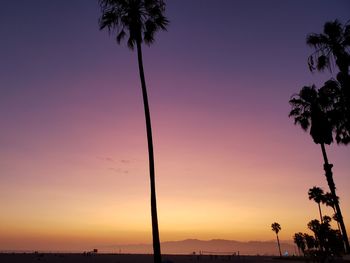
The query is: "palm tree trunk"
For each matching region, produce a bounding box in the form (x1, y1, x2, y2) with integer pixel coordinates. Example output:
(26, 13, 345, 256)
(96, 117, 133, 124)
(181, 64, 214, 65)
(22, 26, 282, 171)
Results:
(276, 234, 282, 257)
(136, 40, 162, 263)
(320, 143, 350, 254)
(333, 207, 342, 235)
(317, 203, 323, 223)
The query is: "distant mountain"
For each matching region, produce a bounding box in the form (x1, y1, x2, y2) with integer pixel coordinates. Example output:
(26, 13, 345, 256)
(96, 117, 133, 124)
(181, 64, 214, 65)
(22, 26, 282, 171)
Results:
(110, 239, 295, 255)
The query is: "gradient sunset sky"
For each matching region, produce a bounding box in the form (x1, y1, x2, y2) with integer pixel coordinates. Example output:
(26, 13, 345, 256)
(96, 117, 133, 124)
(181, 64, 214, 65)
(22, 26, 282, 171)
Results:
(1, 0, 350, 252)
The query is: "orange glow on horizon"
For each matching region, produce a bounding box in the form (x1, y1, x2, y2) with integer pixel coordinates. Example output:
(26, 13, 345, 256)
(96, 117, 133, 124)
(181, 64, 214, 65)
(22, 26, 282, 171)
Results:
(1, 0, 350, 253)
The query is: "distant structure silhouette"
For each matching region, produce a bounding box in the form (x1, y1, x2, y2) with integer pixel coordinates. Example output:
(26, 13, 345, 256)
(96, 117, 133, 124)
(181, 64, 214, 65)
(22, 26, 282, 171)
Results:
(98, 1, 169, 263)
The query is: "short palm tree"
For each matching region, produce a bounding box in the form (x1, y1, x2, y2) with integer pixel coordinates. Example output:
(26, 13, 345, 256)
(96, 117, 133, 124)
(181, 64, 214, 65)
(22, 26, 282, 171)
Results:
(303, 233, 317, 251)
(271, 222, 282, 257)
(308, 219, 323, 251)
(308, 186, 325, 222)
(323, 192, 342, 234)
(289, 85, 350, 253)
(293, 232, 305, 256)
(98, 1, 168, 263)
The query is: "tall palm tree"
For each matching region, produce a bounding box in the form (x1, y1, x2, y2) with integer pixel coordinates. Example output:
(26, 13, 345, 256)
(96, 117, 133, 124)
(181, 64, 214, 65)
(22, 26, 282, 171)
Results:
(308, 186, 325, 222)
(271, 222, 282, 257)
(98, 1, 168, 263)
(289, 85, 350, 253)
(307, 19, 350, 145)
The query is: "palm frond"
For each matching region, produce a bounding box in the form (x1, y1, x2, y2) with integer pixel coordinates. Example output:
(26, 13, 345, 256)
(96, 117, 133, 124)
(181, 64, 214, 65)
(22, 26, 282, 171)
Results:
(306, 34, 328, 48)
(99, 10, 119, 31)
(306, 19, 350, 76)
(344, 25, 350, 45)
(116, 29, 126, 43)
(324, 20, 342, 40)
(99, 0, 168, 49)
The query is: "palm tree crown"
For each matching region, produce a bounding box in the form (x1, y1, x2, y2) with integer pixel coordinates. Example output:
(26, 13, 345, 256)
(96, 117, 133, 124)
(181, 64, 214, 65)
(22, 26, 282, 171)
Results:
(271, 222, 281, 234)
(289, 85, 333, 145)
(307, 19, 350, 74)
(308, 186, 325, 204)
(307, 20, 350, 145)
(323, 192, 338, 209)
(308, 186, 325, 222)
(99, 0, 169, 49)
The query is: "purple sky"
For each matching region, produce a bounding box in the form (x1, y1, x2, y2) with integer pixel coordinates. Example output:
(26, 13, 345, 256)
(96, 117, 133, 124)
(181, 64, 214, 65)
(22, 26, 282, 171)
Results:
(0, 0, 350, 251)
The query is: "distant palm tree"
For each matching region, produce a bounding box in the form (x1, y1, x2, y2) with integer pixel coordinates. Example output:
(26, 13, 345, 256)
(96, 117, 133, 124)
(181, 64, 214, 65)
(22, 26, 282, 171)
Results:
(289, 85, 350, 253)
(303, 233, 317, 251)
(271, 222, 282, 257)
(308, 219, 323, 251)
(308, 186, 325, 222)
(323, 192, 342, 233)
(98, 1, 168, 263)
(293, 232, 305, 256)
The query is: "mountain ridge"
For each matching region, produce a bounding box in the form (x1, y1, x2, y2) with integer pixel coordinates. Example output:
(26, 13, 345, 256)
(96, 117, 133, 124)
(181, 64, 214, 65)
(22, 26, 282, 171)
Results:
(106, 239, 295, 255)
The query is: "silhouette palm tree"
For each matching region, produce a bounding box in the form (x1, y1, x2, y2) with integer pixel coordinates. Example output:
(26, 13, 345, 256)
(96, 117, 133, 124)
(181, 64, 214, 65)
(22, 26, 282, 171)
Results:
(303, 233, 317, 251)
(323, 192, 342, 234)
(308, 219, 324, 251)
(289, 85, 350, 253)
(308, 186, 325, 222)
(98, 1, 168, 263)
(309, 216, 344, 255)
(293, 232, 305, 256)
(307, 20, 350, 76)
(271, 222, 282, 257)
(307, 20, 350, 145)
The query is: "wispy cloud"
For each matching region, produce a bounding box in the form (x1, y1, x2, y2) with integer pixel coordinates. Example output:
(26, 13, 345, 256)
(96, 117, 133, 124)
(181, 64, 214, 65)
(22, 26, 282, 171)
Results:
(108, 167, 129, 174)
(97, 156, 115, 162)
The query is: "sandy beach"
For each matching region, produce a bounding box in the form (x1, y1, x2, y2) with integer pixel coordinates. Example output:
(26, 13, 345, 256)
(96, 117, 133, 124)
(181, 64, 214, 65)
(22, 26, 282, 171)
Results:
(0, 254, 309, 263)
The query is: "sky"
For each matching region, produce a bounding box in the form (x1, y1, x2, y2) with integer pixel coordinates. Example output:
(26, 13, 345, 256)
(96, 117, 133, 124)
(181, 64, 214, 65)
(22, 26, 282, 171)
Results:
(0, 0, 350, 253)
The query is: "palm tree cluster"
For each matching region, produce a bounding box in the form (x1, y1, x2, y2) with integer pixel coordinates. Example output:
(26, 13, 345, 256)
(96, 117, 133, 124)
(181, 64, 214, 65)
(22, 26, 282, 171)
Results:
(289, 20, 350, 254)
(293, 217, 344, 259)
(293, 187, 344, 260)
(308, 186, 341, 228)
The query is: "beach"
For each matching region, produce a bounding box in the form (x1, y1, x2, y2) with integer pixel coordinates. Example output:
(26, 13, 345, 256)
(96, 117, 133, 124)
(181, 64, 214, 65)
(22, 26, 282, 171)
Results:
(0, 254, 309, 263)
